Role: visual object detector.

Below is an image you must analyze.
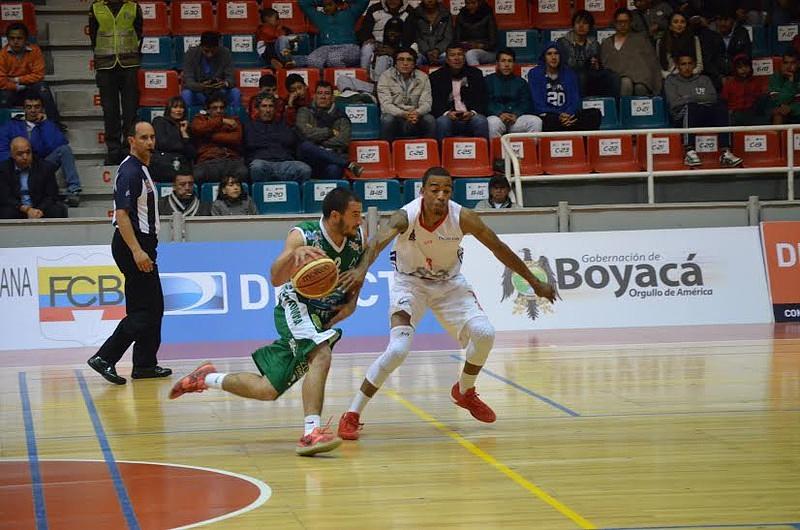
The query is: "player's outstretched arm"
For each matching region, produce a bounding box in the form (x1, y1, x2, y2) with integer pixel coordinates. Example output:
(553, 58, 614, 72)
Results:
(460, 209, 557, 303)
(342, 209, 410, 293)
(270, 229, 326, 287)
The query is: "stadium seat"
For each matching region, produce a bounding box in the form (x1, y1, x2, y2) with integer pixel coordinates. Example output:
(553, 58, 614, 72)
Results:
(733, 131, 785, 168)
(140, 1, 170, 37)
(171, 1, 215, 35)
(529, 0, 571, 29)
(302, 180, 350, 213)
(201, 182, 250, 203)
(217, 0, 261, 34)
(277, 68, 320, 98)
(515, 63, 537, 81)
(352, 179, 402, 211)
(692, 134, 722, 168)
(174, 35, 203, 67)
(492, 0, 530, 30)
(393, 139, 440, 179)
(751, 56, 782, 93)
(138, 106, 165, 122)
(453, 178, 491, 208)
(582, 97, 619, 130)
(793, 132, 800, 169)
(540, 136, 591, 174)
(402, 178, 423, 202)
(323, 67, 369, 89)
(138, 69, 180, 106)
(476, 64, 497, 77)
(223, 34, 261, 67)
(576, 0, 615, 27)
(0, 108, 11, 126)
(636, 133, 684, 171)
(156, 183, 174, 199)
(588, 135, 640, 173)
(140, 36, 175, 69)
(543, 28, 571, 43)
(236, 68, 273, 105)
(744, 24, 770, 57)
(263, 0, 309, 34)
(442, 137, 493, 177)
(252, 180, 302, 214)
(595, 27, 616, 44)
(339, 103, 380, 140)
(0, 2, 37, 38)
(772, 23, 799, 55)
(491, 137, 542, 175)
(347, 140, 393, 179)
(619, 96, 668, 129)
(499, 30, 541, 63)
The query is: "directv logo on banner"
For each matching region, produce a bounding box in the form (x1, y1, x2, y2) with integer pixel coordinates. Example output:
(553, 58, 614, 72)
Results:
(161, 272, 228, 315)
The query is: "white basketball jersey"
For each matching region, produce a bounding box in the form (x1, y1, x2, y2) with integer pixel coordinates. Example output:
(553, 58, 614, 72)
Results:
(391, 197, 464, 280)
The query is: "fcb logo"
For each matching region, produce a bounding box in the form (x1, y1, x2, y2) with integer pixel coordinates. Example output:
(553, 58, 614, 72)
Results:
(161, 272, 228, 315)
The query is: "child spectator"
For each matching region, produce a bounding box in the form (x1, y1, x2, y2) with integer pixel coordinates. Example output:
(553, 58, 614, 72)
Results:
(248, 74, 286, 122)
(211, 174, 258, 215)
(721, 54, 769, 125)
(256, 8, 298, 69)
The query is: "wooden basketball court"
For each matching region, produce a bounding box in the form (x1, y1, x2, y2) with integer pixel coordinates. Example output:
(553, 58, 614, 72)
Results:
(2, 324, 799, 529)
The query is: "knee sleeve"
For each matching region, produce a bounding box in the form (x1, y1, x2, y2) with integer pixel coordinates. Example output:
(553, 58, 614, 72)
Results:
(464, 317, 495, 367)
(365, 325, 414, 388)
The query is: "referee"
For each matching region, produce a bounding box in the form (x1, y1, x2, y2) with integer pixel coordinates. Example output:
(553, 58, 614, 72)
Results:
(87, 121, 172, 385)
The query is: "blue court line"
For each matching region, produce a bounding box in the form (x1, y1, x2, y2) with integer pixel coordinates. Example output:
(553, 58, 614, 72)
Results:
(18, 372, 48, 530)
(75, 370, 140, 530)
(601, 523, 800, 530)
(450, 354, 581, 417)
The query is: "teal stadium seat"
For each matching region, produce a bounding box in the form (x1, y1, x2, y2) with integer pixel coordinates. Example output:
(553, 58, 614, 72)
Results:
(140, 36, 174, 69)
(772, 23, 799, 55)
(173, 35, 202, 69)
(201, 182, 250, 203)
(0, 108, 11, 126)
(139, 107, 165, 122)
(252, 181, 302, 214)
(745, 24, 770, 57)
(619, 96, 668, 129)
(352, 179, 402, 211)
(302, 180, 350, 213)
(453, 178, 490, 209)
(156, 183, 199, 199)
(582, 97, 619, 130)
(402, 179, 423, 203)
(337, 103, 380, 140)
(499, 30, 541, 64)
(223, 34, 261, 67)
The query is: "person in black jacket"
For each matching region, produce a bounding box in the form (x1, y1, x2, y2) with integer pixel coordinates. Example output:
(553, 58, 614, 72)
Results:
(429, 44, 489, 140)
(454, 0, 497, 66)
(0, 137, 66, 219)
(698, 11, 752, 90)
(150, 96, 197, 182)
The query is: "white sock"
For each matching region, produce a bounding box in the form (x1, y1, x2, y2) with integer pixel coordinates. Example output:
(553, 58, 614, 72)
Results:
(349, 391, 371, 414)
(204, 373, 227, 389)
(304, 414, 321, 435)
(458, 373, 477, 394)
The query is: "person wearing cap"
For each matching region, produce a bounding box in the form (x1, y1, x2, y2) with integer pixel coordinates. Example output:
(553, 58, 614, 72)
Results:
(182, 31, 241, 112)
(474, 175, 521, 210)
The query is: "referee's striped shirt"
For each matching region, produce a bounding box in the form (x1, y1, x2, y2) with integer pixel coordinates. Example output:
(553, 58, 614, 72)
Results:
(112, 155, 159, 235)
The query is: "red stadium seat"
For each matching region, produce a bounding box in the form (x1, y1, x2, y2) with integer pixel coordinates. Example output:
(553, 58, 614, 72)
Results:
(139, 1, 170, 37)
(138, 69, 180, 106)
(262, 0, 309, 34)
(347, 140, 393, 179)
(276, 67, 320, 98)
(0, 2, 36, 38)
(692, 133, 722, 168)
(733, 131, 785, 168)
(235, 68, 274, 105)
(491, 0, 530, 30)
(575, 0, 617, 28)
(491, 137, 542, 175)
(540, 136, 591, 174)
(636, 134, 684, 171)
(442, 137, 492, 177)
(217, 1, 261, 34)
(529, 0, 571, 29)
(751, 56, 782, 93)
(171, 1, 215, 35)
(323, 67, 369, 89)
(393, 139, 440, 179)
(588, 134, 640, 173)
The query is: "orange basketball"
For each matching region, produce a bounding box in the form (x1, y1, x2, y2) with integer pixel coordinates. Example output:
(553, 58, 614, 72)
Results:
(291, 257, 339, 299)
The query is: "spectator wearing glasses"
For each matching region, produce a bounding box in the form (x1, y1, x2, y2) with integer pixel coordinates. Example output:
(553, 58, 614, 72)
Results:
(601, 8, 662, 96)
(377, 48, 436, 142)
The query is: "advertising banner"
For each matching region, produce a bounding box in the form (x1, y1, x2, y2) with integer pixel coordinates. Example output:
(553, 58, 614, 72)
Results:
(760, 221, 800, 322)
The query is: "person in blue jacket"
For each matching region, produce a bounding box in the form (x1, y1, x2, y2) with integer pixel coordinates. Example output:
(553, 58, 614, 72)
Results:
(528, 42, 602, 132)
(299, 0, 370, 68)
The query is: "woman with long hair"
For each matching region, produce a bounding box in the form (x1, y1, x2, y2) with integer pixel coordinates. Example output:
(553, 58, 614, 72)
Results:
(656, 12, 704, 78)
(150, 96, 196, 182)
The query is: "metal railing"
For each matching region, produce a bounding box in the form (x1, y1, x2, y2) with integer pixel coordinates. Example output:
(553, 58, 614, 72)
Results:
(500, 124, 798, 206)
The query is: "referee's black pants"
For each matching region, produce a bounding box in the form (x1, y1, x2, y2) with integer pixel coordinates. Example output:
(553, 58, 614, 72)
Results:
(95, 230, 164, 369)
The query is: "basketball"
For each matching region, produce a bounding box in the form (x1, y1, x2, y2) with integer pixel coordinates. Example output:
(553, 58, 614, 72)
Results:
(291, 256, 339, 299)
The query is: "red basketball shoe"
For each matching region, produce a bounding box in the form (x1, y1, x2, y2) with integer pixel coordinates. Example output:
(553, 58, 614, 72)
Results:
(296, 423, 342, 456)
(338, 411, 363, 440)
(169, 362, 217, 399)
(451, 383, 496, 423)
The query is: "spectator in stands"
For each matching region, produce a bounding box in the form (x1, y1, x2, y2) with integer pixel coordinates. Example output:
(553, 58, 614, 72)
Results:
(248, 74, 286, 121)
(89, 0, 142, 165)
(664, 54, 743, 168)
(529, 43, 602, 132)
(474, 175, 520, 210)
(712, 11, 752, 76)
(364, 17, 415, 82)
(656, 13, 704, 79)
(0, 23, 63, 131)
(630, 0, 673, 43)
(411, 0, 452, 66)
(296, 81, 364, 179)
(0, 93, 81, 206)
(601, 8, 662, 96)
(211, 175, 258, 216)
(558, 11, 619, 97)
(257, 7, 298, 70)
(430, 44, 489, 141)
(358, 0, 414, 79)
(157, 170, 210, 217)
(769, 0, 800, 26)
(245, 94, 312, 182)
(721, 54, 769, 126)
(454, 0, 497, 66)
(190, 94, 249, 184)
(284, 74, 309, 127)
(0, 137, 67, 219)
(767, 49, 800, 125)
(377, 48, 436, 141)
(486, 49, 541, 139)
(299, 0, 370, 69)
(151, 96, 197, 183)
(182, 32, 241, 112)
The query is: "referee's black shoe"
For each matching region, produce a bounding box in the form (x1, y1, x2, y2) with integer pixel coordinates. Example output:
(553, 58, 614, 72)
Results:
(87, 356, 126, 385)
(131, 366, 173, 379)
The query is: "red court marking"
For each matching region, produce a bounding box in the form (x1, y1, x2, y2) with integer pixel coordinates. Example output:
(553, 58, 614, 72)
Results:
(0, 460, 270, 530)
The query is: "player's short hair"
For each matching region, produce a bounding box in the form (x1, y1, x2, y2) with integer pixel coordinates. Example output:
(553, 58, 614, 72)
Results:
(322, 187, 361, 218)
(422, 166, 452, 187)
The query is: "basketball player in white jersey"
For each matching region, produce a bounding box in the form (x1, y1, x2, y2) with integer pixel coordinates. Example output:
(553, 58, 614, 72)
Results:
(338, 167, 556, 440)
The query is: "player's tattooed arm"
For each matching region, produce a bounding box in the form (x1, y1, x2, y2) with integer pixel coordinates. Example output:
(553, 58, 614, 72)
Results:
(460, 208, 558, 303)
(343, 209, 410, 291)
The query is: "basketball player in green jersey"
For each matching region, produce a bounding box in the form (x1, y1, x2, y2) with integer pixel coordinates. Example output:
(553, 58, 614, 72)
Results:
(170, 188, 366, 456)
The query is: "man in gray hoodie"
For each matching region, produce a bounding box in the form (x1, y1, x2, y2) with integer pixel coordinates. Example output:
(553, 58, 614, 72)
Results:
(664, 54, 743, 168)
